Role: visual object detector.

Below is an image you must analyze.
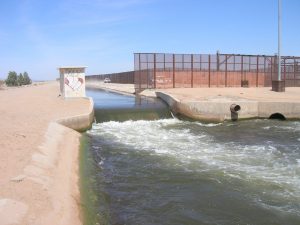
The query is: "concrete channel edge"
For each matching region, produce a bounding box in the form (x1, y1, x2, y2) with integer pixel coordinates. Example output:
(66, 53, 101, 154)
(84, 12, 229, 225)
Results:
(156, 91, 300, 122)
(56, 97, 95, 132)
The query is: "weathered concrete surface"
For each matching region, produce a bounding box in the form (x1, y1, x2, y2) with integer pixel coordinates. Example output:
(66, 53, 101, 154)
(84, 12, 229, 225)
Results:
(156, 88, 300, 122)
(156, 92, 258, 122)
(258, 102, 300, 119)
(57, 97, 94, 132)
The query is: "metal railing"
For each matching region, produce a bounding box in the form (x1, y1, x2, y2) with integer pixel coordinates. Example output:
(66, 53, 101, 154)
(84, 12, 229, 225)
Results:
(134, 53, 300, 92)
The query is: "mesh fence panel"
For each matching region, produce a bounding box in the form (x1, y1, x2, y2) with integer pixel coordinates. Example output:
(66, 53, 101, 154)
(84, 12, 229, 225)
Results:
(134, 53, 300, 92)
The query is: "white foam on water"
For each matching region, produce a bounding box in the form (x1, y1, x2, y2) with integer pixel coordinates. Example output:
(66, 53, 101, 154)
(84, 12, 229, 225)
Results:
(196, 122, 222, 127)
(264, 121, 300, 132)
(88, 118, 300, 214)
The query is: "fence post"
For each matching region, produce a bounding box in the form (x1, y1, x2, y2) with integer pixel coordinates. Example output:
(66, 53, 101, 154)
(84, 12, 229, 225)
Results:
(217, 51, 219, 71)
(225, 55, 228, 87)
(294, 57, 296, 87)
(191, 54, 194, 88)
(264, 57, 266, 86)
(271, 57, 273, 83)
(233, 55, 235, 71)
(154, 53, 156, 89)
(241, 55, 243, 86)
(182, 54, 184, 87)
(146, 58, 149, 88)
(284, 58, 286, 85)
(173, 54, 175, 88)
(256, 55, 259, 87)
(163, 54, 165, 88)
(164, 54, 166, 70)
(138, 53, 141, 91)
(208, 54, 211, 87)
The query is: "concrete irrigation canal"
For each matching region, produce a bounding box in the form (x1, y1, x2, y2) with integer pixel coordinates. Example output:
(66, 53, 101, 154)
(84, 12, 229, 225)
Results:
(81, 88, 300, 225)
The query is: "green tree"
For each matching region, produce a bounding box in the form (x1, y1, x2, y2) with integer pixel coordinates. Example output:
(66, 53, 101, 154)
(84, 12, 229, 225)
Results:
(5, 71, 18, 86)
(17, 73, 24, 86)
(23, 72, 32, 85)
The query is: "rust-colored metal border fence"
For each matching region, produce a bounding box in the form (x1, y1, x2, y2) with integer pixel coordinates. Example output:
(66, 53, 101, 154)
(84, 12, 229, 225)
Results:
(134, 53, 300, 92)
(86, 71, 134, 84)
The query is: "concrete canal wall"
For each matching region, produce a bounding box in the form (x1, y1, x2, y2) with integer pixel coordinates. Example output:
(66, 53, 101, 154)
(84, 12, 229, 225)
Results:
(156, 90, 300, 122)
(57, 97, 94, 132)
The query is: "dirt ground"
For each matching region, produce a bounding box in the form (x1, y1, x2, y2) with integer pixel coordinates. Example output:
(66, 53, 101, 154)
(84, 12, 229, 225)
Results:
(0, 81, 90, 225)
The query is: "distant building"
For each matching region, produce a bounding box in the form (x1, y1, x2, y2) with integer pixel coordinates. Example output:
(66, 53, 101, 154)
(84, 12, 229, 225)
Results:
(58, 66, 87, 98)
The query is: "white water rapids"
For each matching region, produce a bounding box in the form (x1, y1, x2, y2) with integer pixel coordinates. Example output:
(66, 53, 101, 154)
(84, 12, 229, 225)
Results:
(88, 119, 300, 217)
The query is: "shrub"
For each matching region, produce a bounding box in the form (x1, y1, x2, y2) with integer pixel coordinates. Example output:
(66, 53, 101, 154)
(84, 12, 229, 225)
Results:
(23, 72, 32, 85)
(5, 71, 32, 86)
(17, 73, 24, 86)
(5, 71, 18, 86)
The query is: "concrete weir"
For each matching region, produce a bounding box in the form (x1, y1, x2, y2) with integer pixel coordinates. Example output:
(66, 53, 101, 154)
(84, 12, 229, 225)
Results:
(156, 91, 300, 122)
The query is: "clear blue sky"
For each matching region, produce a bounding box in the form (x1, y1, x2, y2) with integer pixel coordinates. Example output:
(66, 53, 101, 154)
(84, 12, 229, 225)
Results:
(0, 0, 299, 80)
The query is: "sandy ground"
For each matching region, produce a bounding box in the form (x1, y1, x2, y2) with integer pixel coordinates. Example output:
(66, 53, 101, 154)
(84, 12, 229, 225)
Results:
(0, 81, 90, 225)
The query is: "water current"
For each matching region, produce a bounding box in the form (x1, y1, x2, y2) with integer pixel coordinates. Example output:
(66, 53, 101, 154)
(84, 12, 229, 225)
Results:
(84, 88, 300, 225)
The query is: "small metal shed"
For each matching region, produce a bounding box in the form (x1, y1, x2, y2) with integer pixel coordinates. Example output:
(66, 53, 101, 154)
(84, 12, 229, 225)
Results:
(58, 66, 87, 98)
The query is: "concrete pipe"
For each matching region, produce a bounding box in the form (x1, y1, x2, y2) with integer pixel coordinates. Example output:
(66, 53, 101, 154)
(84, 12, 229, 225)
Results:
(230, 104, 241, 113)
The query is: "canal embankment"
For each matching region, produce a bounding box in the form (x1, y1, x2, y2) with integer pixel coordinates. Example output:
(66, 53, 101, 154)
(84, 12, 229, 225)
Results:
(0, 81, 93, 225)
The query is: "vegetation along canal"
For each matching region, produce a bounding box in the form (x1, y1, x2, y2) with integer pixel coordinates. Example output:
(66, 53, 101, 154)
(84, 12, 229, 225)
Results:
(82, 88, 300, 225)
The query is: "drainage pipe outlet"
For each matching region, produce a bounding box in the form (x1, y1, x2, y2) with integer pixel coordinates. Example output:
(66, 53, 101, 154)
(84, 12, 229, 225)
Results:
(230, 104, 241, 113)
(230, 104, 241, 121)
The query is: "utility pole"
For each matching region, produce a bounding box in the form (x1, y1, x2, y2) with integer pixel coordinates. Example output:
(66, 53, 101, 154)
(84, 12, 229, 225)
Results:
(278, 0, 281, 81)
(272, 0, 285, 92)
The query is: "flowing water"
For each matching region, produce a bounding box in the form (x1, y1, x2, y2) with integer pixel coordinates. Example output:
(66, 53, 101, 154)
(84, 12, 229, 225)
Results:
(84, 88, 300, 225)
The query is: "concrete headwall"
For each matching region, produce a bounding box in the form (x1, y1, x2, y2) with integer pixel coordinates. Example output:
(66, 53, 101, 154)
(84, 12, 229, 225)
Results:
(258, 102, 300, 119)
(56, 97, 94, 132)
(156, 91, 300, 122)
(156, 92, 258, 122)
